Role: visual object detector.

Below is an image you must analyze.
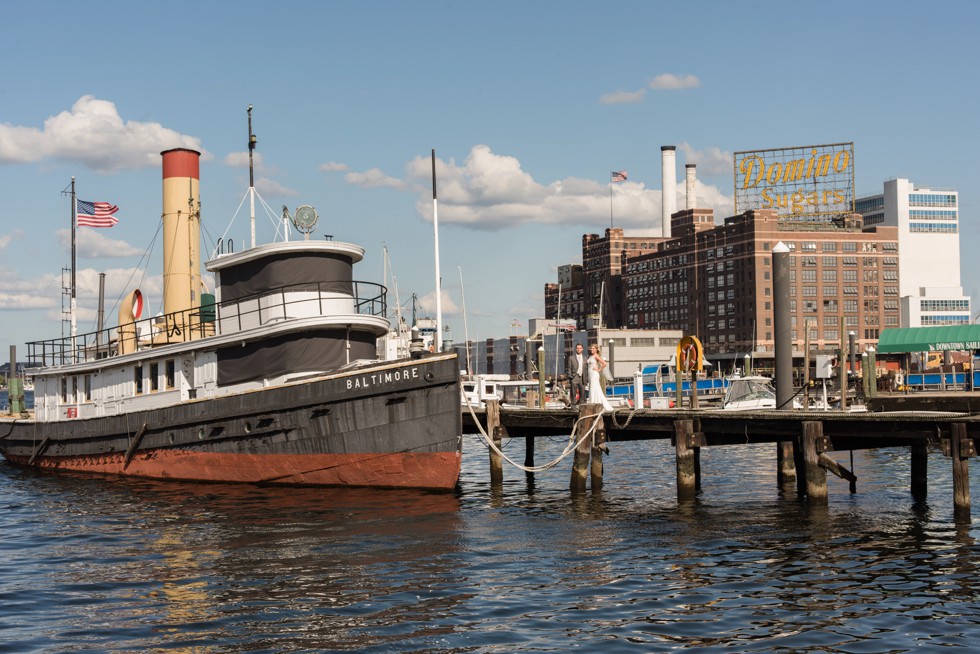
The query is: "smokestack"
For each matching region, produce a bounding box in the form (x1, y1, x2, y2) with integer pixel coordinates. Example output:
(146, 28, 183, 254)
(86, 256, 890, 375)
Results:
(161, 148, 202, 318)
(661, 145, 676, 238)
(686, 163, 697, 210)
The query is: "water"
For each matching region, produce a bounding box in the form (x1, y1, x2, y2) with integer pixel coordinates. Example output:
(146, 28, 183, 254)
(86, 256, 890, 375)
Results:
(0, 388, 34, 411)
(2, 433, 980, 652)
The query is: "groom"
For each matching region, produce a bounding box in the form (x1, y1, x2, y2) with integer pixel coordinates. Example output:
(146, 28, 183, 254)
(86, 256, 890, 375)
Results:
(566, 343, 586, 406)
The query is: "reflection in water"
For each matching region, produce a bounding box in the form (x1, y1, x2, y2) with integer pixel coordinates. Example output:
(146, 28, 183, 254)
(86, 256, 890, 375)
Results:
(3, 436, 980, 652)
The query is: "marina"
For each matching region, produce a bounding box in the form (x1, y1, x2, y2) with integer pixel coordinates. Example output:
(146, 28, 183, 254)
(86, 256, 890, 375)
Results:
(462, 397, 980, 519)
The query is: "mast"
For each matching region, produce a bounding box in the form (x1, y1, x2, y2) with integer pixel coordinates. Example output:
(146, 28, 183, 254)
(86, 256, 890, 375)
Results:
(70, 177, 77, 362)
(555, 282, 562, 381)
(598, 280, 605, 330)
(248, 105, 257, 249)
(431, 149, 443, 352)
(459, 266, 471, 374)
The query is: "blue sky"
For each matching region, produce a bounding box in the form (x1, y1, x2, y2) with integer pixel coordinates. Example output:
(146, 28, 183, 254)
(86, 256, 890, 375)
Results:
(2, 1, 978, 356)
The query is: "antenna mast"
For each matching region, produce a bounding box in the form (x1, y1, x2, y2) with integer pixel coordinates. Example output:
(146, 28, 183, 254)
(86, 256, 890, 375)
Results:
(247, 105, 257, 248)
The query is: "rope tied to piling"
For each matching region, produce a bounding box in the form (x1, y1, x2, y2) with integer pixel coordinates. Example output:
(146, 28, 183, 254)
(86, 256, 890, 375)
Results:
(463, 396, 604, 473)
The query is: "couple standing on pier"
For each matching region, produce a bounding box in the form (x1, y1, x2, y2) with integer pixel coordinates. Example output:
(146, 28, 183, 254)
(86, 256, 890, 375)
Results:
(567, 343, 613, 411)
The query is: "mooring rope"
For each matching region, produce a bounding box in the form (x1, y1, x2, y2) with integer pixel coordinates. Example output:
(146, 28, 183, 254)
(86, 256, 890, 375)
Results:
(463, 394, 607, 473)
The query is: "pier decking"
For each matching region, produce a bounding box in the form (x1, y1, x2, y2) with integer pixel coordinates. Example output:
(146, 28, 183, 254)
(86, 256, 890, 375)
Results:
(463, 400, 980, 520)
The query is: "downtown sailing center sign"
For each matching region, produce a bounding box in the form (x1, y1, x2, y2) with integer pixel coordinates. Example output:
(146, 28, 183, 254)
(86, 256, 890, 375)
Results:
(733, 142, 855, 221)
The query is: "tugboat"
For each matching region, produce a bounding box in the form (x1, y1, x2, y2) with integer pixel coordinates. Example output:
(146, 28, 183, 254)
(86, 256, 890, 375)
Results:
(0, 140, 461, 490)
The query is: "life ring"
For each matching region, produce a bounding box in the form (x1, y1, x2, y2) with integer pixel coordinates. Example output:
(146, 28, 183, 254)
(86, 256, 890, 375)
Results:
(132, 289, 144, 320)
(680, 343, 697, 372)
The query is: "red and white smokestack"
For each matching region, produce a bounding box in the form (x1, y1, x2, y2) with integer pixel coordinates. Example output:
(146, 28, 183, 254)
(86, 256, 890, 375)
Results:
(161, 148, 202, 318)
(686, 163, 697, 210)
(661, 145, 676, 238)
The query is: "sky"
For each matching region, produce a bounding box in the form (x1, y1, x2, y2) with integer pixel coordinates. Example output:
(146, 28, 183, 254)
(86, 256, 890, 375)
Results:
(2, 1, 979, 358)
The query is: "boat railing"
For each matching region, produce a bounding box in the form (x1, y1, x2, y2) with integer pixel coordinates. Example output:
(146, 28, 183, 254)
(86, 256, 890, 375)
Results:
(26, 280, 387, 367)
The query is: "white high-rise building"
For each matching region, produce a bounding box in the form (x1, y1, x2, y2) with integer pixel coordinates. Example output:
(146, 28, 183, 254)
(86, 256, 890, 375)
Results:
(856, 178, 970, 328)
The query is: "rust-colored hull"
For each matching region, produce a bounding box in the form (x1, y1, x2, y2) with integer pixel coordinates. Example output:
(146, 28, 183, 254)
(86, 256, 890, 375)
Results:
(7, 449, 461, 490)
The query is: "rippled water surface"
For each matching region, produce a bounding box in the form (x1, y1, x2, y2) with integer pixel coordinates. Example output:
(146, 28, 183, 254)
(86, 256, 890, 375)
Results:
(2, 433, 980, 652)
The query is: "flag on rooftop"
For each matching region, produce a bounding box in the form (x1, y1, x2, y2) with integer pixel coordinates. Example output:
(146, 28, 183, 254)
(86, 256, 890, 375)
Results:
(77, 200, 120, 228)
(611, 170, 628, 183)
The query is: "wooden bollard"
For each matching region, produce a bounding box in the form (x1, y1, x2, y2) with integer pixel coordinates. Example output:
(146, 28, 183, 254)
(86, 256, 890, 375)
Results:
(802, 421, 828, 504)
(486, 400, 504, 485)
(674, 419, 696, 501)
(591, 420, 605, 490)
(777, 441, 797, 486)
(571, 404, 602, 491)
(951, 423, 972, 519)
(911, 442, 928, 502)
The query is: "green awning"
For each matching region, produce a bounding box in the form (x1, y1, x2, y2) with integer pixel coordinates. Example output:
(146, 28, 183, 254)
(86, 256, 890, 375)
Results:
(876, 325, 980, 353)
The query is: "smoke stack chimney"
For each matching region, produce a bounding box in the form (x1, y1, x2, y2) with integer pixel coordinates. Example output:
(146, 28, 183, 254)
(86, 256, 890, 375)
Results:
(686, 163, 697, 210)
(161, 148, 202, 318)
(661, 145, 676, 238)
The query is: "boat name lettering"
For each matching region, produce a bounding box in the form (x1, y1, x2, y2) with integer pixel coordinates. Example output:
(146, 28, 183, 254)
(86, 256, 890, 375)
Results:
(346, 367, 420, 389)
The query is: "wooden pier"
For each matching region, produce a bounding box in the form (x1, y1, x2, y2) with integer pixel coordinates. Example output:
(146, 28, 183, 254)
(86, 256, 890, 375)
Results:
(463, 400, 980, 520)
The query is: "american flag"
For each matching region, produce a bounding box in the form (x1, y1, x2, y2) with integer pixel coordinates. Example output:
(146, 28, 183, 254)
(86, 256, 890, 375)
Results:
(77, 200, 120, 228)
(611, 170, 628, 183)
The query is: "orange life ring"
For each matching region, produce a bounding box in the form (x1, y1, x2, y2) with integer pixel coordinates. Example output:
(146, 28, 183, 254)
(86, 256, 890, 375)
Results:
(680, 343, 697, 371)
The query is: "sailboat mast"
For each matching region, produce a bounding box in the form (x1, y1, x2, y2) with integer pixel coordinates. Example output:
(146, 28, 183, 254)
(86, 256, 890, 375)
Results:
(431, 149, 443, 352)
(555, 283, 562, 381)
(459, 266, 471, 374)
(247, 105, 257, 249)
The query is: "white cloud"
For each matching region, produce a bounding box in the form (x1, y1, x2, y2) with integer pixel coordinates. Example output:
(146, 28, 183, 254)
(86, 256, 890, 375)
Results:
(57, 228, 143, 258)
(0, 266, 164, 321)
(678, 142, 734, 177)
(224, 151, 264, 168)
(255, 177, 298, 197)
(403, 145, 656, 231)
(0, 96, 209, 173)
(416, 289, 460, 316)
(319, 161, 349, 172)
(648, 73, 701, 90)
(0, 229, 23, 250)
(340, 144, 736, 233)
(345, 168, 405, 189)
(599, 89, 647, 105)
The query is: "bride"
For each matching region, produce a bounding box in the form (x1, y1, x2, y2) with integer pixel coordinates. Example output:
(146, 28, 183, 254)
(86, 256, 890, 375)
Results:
(587, 344, 613, 411)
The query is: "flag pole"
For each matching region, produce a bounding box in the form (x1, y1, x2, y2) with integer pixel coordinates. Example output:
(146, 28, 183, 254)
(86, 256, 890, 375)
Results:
(70, 177, 77, 363)
(609, 178, 613, 228)
(431, 149, 443, 352)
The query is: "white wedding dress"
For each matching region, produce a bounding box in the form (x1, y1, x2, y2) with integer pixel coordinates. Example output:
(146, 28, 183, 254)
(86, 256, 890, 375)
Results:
(587, 355, 613, 411)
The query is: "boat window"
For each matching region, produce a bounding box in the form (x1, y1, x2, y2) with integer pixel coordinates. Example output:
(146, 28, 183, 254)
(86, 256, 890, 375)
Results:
(61, 377, 68, 403)
(150, 362, 159, 392)
(84, 375, 92, 402)
(166, 360, 175, 389)
(72, 376, 78, 404)
(134, 365, 144, 395)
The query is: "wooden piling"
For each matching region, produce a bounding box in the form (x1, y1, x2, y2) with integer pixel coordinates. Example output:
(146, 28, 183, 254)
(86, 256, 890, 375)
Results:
(571, 404, 602, 491)
(486, 400, 504, 485)
(911, 442, 928, 502)
(525, 435, 535, 469)
(777, 441, 796, 486)
(591, 419, 605, 490)
(802, 421, 828, 504)
(951, 423, 972, 519)
(674, 419, 697, 501)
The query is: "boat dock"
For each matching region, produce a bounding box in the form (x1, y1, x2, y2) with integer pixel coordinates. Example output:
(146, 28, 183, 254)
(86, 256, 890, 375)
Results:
(462, 398, 980, 520)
